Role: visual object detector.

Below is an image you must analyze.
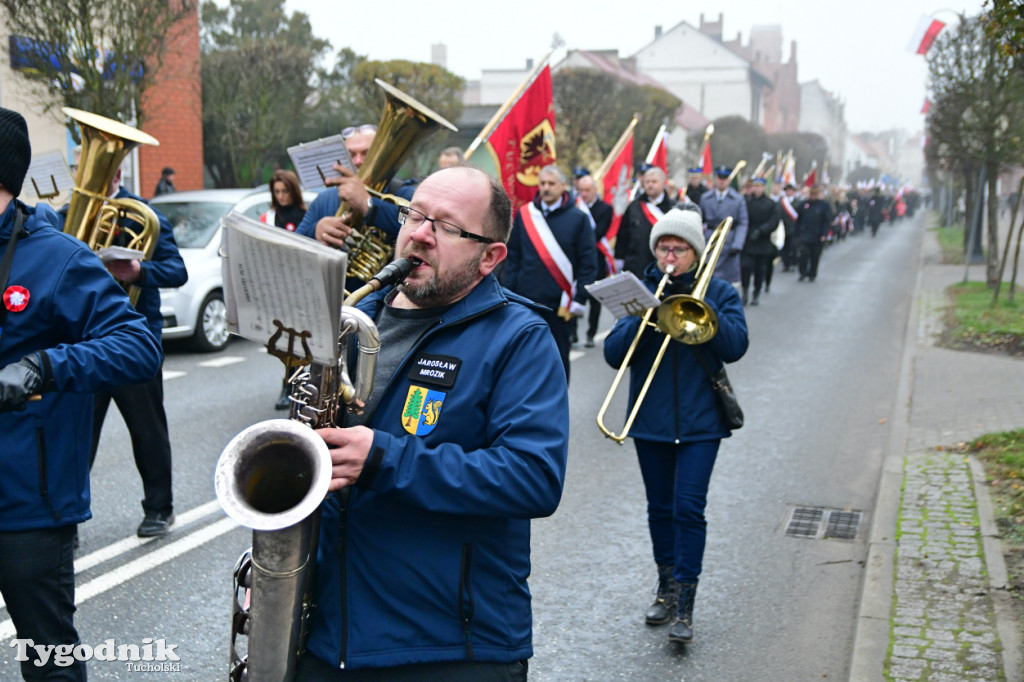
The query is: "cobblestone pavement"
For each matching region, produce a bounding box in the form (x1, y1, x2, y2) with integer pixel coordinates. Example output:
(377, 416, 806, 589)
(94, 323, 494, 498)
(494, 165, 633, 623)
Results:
(887, 452, 1001, 681)
(855, 223, 1024, 682)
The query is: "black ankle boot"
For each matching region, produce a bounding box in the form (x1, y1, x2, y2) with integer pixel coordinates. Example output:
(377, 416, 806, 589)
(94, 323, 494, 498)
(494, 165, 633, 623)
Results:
(645, 565, 679, 626)
(668, 582, 697, 643)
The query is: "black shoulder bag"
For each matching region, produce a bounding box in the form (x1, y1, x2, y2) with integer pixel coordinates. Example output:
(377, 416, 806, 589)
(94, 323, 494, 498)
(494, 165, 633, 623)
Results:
(692, 346, 744, 430)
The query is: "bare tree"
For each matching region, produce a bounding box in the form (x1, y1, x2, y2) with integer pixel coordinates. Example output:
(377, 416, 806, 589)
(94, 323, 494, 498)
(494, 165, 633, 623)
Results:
(1, 0, 197, 132)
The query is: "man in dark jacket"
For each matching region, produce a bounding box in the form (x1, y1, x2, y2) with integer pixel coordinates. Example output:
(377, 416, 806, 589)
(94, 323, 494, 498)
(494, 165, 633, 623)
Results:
(0, 107, 162, 680)
(795, 185, 833, 281)
(576, 173, 613, 347)
(86, 169, 188, 537)
(503, 165, 598, 381)
(297, 166, 568, 680)
(615, 166, 678, 277)
(741, 178, 781, 306)
(684, 167, 708, 205)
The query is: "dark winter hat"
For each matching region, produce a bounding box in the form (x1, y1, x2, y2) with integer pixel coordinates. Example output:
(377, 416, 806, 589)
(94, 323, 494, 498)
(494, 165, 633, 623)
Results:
(161, 167, 175, 176)
(649, 205, 706, 259)
(0, 107, 31, 197)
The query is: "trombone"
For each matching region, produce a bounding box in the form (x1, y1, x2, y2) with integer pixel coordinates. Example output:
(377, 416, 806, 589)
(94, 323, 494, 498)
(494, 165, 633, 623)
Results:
(596, 217, 734, 444)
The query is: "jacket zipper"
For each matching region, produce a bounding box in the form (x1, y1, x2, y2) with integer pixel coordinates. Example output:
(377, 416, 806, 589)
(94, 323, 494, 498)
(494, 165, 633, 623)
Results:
(672, 351, 681, 443)
(335, 488, 350, 669)
(459, 542, 475, 659)
(35, 426, 59, 521)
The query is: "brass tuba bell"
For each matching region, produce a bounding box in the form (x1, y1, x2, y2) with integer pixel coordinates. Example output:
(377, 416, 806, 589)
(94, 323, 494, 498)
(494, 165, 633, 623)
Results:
(62, 107, 161, 306)
(337, 80, 457, 283)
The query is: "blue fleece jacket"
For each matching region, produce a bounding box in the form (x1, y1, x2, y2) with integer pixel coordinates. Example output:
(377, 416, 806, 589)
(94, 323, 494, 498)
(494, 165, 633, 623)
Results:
(0, 200, 162, 531)
(305, 274, 568, 670)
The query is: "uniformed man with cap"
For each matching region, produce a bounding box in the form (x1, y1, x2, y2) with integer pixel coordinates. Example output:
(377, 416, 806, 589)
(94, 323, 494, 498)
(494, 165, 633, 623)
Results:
(684, 167, 707, 205)
(698, 166, 749, 289)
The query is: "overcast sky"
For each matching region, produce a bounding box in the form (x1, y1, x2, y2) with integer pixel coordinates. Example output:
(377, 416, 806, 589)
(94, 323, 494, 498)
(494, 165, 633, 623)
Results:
(285, 0, 982, 135)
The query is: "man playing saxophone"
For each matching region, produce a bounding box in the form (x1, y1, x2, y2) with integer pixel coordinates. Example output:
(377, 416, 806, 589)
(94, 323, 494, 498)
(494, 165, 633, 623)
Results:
(294, 166, 568, 681)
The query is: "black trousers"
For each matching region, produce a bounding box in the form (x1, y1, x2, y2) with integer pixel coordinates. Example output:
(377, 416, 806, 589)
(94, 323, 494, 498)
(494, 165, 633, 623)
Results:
(90, 366, 173, 514)
(740, 254, 773, 296)
(585, 298, 602, 340)
(538, 307, 571, 384)
(798, 242, 823, 280)
(295, 655, 527, 681)
(0, 525, 85, 681)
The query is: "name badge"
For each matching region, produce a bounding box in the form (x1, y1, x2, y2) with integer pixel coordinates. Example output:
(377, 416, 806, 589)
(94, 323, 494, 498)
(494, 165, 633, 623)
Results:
(408, 353, 461, 389)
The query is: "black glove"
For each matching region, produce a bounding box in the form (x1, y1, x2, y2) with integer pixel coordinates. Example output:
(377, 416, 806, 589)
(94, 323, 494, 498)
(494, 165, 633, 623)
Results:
(728, 247, 741, 257)
(0, 355, 44, 413)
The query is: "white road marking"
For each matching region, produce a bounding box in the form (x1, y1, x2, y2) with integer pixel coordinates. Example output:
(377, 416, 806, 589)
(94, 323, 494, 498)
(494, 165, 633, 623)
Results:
(0, 501, 223, 611)
(163, 370, 186, 380)
(0, 516, 239, 644)
(198, 356, 246, 368)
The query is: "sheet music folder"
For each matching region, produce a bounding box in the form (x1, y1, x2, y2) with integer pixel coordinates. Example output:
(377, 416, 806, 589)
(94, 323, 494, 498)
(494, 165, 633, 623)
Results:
(220, 212, 348, 366)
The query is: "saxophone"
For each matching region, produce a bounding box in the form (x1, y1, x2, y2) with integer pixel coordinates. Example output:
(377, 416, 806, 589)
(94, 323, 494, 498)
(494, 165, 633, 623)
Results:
(214, 258, 419, 682)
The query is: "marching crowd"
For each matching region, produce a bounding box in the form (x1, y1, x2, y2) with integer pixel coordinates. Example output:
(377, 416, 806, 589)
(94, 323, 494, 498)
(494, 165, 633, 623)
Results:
(0, 104, 917, 681)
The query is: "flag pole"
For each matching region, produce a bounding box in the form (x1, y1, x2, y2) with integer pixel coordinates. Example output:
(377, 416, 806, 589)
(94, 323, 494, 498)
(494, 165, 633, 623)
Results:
(464, 51, 553, 160)
(644, 123, 667, 163)
(593, 115, 639, 195)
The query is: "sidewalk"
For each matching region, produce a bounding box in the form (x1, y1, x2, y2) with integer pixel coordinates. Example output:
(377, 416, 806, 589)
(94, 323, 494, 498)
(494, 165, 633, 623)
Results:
(851, 223, 1024, 681)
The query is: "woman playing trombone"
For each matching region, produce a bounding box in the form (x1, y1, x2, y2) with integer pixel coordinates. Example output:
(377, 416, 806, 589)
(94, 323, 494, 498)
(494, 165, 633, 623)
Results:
(603, 205, 748, 646)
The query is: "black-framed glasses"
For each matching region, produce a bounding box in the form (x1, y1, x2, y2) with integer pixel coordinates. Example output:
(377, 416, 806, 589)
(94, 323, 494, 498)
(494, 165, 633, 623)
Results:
(342, 124, 377, 138)
(398, 206, 496, 244)
(655, 245, 692, 257)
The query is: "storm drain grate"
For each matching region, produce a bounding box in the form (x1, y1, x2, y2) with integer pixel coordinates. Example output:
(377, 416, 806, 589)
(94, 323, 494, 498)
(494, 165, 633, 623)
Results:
(783, 506, 865, 541)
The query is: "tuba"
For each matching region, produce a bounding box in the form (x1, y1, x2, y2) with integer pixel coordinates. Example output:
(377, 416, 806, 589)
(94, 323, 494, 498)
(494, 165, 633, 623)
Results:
(215, 258, 419, 682)
(62, 108, 161, 306)
(337, 80, 457, 283)
(596, 217, 734, 443)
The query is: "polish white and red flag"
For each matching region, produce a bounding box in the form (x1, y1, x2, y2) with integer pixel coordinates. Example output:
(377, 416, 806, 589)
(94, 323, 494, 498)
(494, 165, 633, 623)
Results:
(921, 99, 931, 114)
(909, 16, 945, 55)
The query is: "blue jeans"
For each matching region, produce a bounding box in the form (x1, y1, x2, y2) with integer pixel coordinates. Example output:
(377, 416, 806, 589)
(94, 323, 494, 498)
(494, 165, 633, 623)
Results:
(0, 525, 85, 681)
(634, 439, 720, 583)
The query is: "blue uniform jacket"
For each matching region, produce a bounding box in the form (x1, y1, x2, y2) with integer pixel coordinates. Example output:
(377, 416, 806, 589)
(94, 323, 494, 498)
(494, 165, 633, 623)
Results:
(502, 193, 599, 308)
(603, 263, 748, 443)
(699, 188, 749, 283)
(0, 200, 162, 531)
(295, 181, 417, 240)
(113, 187, 188, 337)
(305, 274, 569, 670)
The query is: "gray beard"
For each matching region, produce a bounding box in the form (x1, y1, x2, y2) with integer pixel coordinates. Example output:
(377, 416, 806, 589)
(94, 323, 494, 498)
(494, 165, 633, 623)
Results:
(398, 250, 483, 307)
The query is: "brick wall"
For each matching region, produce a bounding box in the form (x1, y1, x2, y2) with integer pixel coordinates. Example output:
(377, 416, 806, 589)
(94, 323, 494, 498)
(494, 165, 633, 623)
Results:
(138, 3, 203, 198)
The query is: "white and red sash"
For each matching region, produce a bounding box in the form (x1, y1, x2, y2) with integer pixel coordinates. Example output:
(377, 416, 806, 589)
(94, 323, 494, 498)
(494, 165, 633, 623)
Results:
(576, 197, 615, 275)
(640, 201, 665, 226)
(575, 196, 595, 229)
(520, 203, 576, 314)
(780, 195, 799, 221)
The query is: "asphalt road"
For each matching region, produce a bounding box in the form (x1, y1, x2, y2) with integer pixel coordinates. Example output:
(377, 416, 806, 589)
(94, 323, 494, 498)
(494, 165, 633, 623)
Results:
(0, 215, 922, 681)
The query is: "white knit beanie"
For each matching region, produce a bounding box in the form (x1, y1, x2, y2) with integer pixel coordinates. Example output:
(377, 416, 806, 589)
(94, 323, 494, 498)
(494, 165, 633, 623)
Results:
(648, 206, 706, 259)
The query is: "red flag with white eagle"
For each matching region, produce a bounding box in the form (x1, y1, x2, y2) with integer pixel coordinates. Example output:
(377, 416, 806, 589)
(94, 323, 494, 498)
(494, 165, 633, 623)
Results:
(909, 16, 945, 55)
(479, 64, 556, 209)
(598, 133, 634, 248)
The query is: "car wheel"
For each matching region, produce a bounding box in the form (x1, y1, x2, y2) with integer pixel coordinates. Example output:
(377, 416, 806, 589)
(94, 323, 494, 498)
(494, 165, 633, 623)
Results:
(193, 290, 229, 352)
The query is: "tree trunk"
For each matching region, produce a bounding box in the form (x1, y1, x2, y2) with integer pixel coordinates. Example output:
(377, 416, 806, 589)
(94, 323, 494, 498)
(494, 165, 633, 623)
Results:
(986, 173, 1000, 287)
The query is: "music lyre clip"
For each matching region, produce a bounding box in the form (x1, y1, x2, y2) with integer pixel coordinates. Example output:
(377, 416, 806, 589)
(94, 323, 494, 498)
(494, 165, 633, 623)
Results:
(31, 175, 60, 201)
(266, 320, 313, 371)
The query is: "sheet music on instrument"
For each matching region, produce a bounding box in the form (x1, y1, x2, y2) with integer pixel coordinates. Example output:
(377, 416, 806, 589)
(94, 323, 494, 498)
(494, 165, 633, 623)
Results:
(287, 134, 356, 190)
(98, 246, 146, 263)
(24, 151, 74, 200)
(584, 271, 661, 319)
(220, 212, 348, 365)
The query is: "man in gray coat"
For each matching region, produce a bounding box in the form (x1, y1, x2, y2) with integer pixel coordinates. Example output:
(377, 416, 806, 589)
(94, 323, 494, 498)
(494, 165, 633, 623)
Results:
(698, 166, 749, 288)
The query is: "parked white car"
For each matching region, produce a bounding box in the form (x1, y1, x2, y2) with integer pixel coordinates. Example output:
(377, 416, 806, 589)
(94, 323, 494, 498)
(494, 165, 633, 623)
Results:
(153, 188, 316, 352)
